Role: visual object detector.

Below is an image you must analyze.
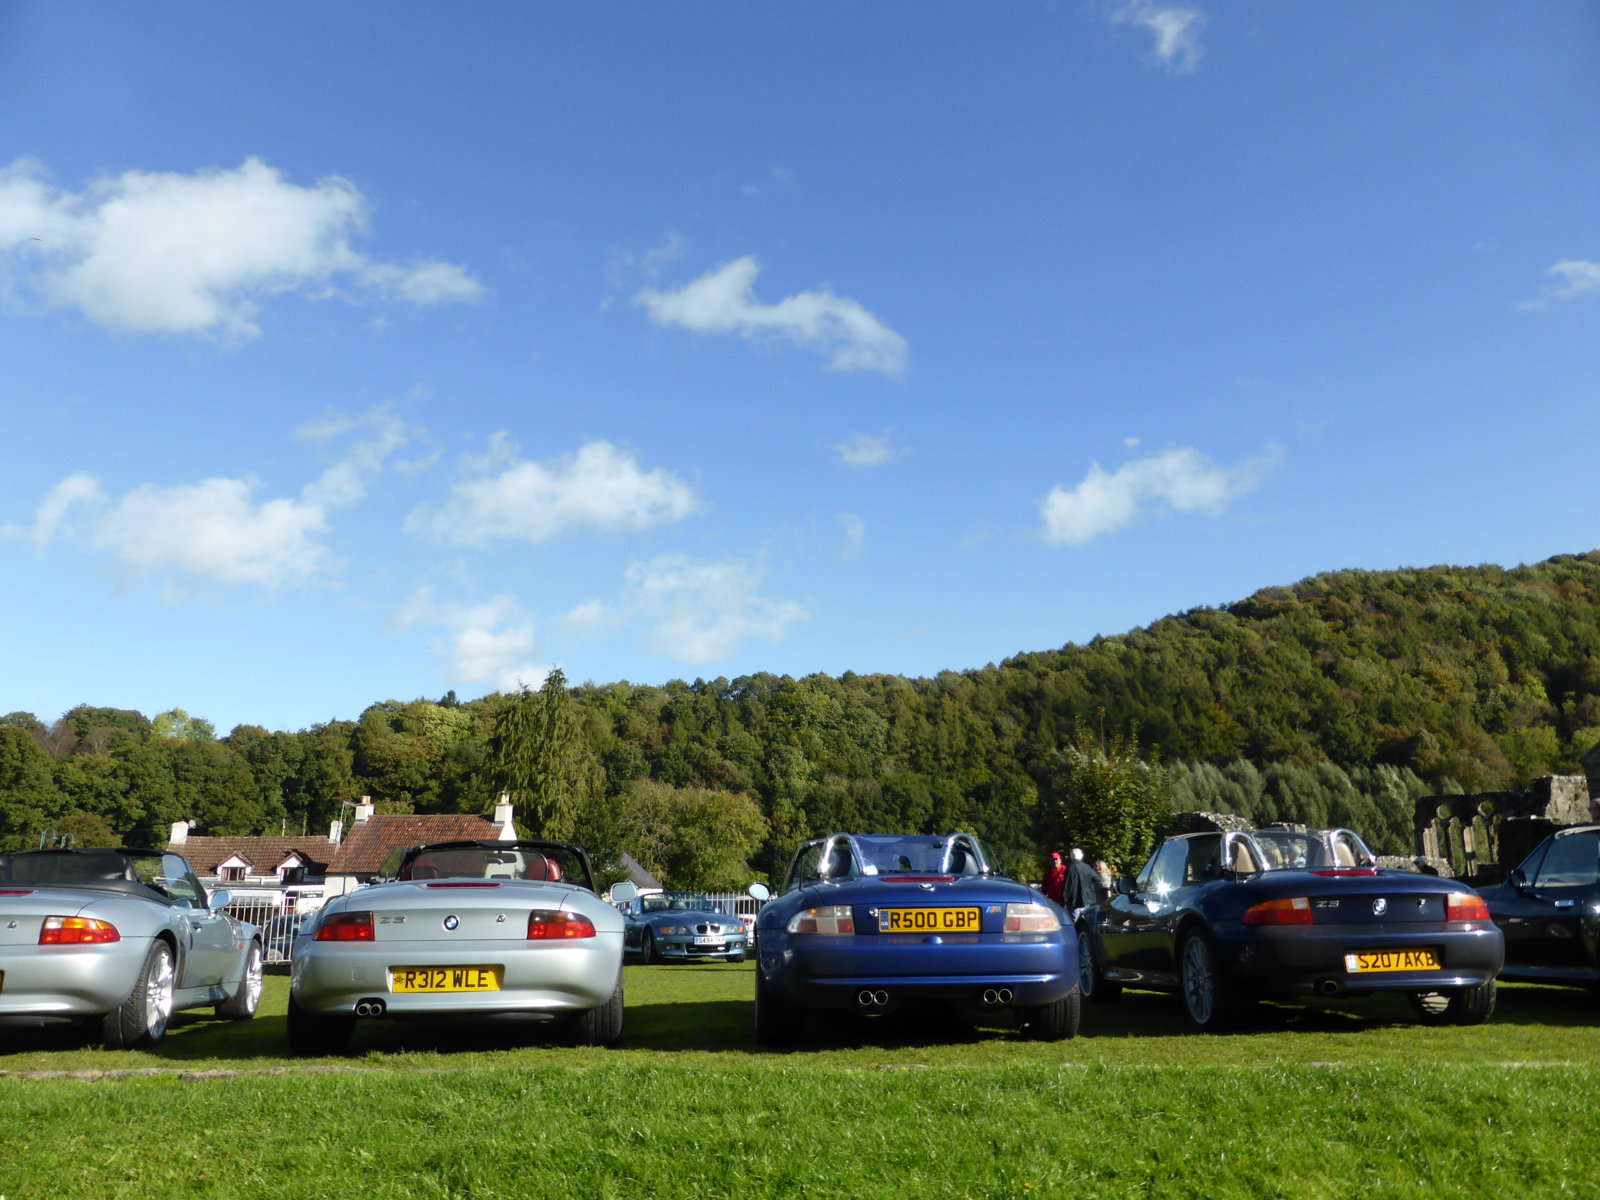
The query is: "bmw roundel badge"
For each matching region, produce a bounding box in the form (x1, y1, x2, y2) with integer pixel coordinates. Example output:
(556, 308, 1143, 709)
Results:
(1372, 898, 1387, 916)
(443, 914, 460, 931)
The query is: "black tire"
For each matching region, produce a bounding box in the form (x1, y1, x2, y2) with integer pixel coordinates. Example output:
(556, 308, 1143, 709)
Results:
(286, 993, 355, 1056)
(1409, 980, 1496, 1026)
(1178, 929, 1249, 1032)
(571, 972, 625, 1047)
(754, 966, 805, 1048)
(728, 953, 746, 965)
(215, 940, 263, 1020)
(101, 939, 176, 1049)
(1018, 985, 1082, 1041)
(1078, 926, 1122, 1003)
(641, 928, 660, 964)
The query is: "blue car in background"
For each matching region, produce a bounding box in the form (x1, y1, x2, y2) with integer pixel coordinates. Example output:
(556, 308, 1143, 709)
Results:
(619, 892, 749, 963)
(749, 832, 1080, 1045)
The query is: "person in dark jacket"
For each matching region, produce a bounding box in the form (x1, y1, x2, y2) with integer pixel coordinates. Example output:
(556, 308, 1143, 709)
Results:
(1063, 847, 1103, 917)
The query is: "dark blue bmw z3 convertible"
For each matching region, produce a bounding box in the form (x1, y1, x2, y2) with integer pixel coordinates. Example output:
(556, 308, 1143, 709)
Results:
(1076, 827, 1504, 1030)
(749, 831, 1080, 1045)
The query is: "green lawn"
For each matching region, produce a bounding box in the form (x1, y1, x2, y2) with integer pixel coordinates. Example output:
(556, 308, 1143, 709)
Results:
(1, 966, 1595, 1199)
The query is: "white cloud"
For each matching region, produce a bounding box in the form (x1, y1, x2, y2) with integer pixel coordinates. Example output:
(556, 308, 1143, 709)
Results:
(1527, 260, 1600, 306)
(9, 407, 416, 593)
(92, 477, 334, 590)
(1039, 445, 1276, 546)
(3, 472, 106, 547)
(619, 555, 808, 663)
(406, 435, 701, 547)
(605, 231, 688, 292)
(838, 513, 866, 562)
(835, 432, 904, 467)
(395, 589, 545, 692)
(0, 157, 483, 341)
(1112, 2, 1206, 74)
(634, 256, 908, 376)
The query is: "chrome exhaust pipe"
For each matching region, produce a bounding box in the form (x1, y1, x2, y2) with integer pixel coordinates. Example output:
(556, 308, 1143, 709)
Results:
(979, 987, 1015, 1007)
(982, 988, 999, 1006)
(1317, 979, 1341, 997)
(856, 988, 889, 1009)
(997, 987, 1014, 1005)
(354, 998, 388, 1018)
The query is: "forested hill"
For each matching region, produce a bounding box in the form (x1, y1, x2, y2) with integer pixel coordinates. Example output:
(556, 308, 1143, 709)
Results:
(4, 552, 1600, 877)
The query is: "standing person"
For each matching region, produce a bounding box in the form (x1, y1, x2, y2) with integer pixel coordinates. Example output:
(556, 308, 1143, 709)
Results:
(1063, 848, 1102, 918)
(1093, 859, 1114, 900)
(1041, 850, 1067, 905)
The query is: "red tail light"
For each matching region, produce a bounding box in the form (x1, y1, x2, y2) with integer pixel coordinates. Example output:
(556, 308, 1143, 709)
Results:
(39, 916, 120, 944)
(314, 911, 375, 942)
(1446, 893, 1490, 922)
(424, 882, 502, 889)
(1241, 896, 1313, 926)
(527, 910, 596, 940)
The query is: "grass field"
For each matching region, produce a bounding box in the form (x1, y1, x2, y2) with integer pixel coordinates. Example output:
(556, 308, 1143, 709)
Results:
(1, 965, 1595, 1199)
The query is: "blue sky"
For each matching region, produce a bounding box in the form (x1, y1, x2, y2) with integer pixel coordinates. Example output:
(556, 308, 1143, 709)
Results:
(3, 2, 1598, 735)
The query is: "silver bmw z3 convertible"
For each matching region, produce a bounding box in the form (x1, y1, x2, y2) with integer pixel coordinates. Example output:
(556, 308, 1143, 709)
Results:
(288, 839, 631, 1054)
(0, 847, 263, 1048)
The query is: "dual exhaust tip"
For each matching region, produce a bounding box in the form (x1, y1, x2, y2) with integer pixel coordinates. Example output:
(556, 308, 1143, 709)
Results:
(853, 986, 1016, 1010)
(354, 998, 388, 1018)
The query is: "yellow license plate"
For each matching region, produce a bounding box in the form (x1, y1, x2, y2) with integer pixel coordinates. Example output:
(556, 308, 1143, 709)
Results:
(390, 966, 501, 993)
(1344, 949, 1439, 973)
(878, 908, 980, 933)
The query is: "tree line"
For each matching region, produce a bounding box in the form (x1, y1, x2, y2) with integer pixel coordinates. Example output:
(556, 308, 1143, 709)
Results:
(5, 552, 1600, 886)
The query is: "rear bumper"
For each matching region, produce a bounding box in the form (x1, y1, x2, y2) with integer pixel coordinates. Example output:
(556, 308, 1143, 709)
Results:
(760, 933, 1077, 1010)
(0, 938, 152, 1018)
(1215, 923, 1503, 996)
(290, 933, 623, 1016)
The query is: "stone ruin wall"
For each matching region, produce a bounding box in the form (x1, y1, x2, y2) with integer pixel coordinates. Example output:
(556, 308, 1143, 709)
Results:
(1169, 773, 1596, 883)
(1414, 774, 1595, 883)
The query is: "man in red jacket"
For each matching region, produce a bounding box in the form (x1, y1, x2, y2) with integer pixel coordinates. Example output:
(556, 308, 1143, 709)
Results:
(1042, 850, 1067, 905)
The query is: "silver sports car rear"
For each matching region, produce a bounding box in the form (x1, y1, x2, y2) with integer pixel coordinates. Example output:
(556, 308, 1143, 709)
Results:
(0, 848, 263, 1048)
(288, 840, 625, 1053)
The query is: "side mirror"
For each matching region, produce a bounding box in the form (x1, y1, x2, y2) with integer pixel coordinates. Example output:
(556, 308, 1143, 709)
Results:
(209, 888, 232, 911)
(747, 882, 772, 904)
(1115, 876, 1136, 897)
(610, 881, 638, 905)
(1509, 869, 1528, 894)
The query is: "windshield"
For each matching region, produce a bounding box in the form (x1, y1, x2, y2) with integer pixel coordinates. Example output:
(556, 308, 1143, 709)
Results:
(1251, 829, 1373, 871)
(853, 835, 970, 875)
(397, 843, 593, 891)
(642, 893, 715, 913)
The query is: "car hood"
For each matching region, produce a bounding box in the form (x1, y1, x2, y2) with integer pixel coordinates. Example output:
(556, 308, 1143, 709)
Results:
(644, 908, 739, 926)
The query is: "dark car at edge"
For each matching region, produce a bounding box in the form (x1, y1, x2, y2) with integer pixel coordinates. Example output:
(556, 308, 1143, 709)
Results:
(1475, 823, 1600, 989)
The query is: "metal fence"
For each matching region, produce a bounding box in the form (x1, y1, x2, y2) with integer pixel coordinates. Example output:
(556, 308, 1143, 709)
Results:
(223, 898, 304, 964)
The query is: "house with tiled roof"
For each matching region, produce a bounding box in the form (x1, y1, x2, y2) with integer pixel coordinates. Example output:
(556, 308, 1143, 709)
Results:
(323, 799, 516, 897)
(165, 828, 337, 886)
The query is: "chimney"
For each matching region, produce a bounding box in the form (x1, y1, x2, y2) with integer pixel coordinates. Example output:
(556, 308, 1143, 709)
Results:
(494, 793, 515, 839)
(328, 819, 343, 845)
(354, 796, 375, 825)
(169, 820, 190, 846)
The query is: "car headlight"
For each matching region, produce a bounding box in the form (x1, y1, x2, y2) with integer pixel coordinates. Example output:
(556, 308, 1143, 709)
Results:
(1003, 902, 1061, 933)
(786, 905, 855, 935)
(658, 925, 688, 935)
